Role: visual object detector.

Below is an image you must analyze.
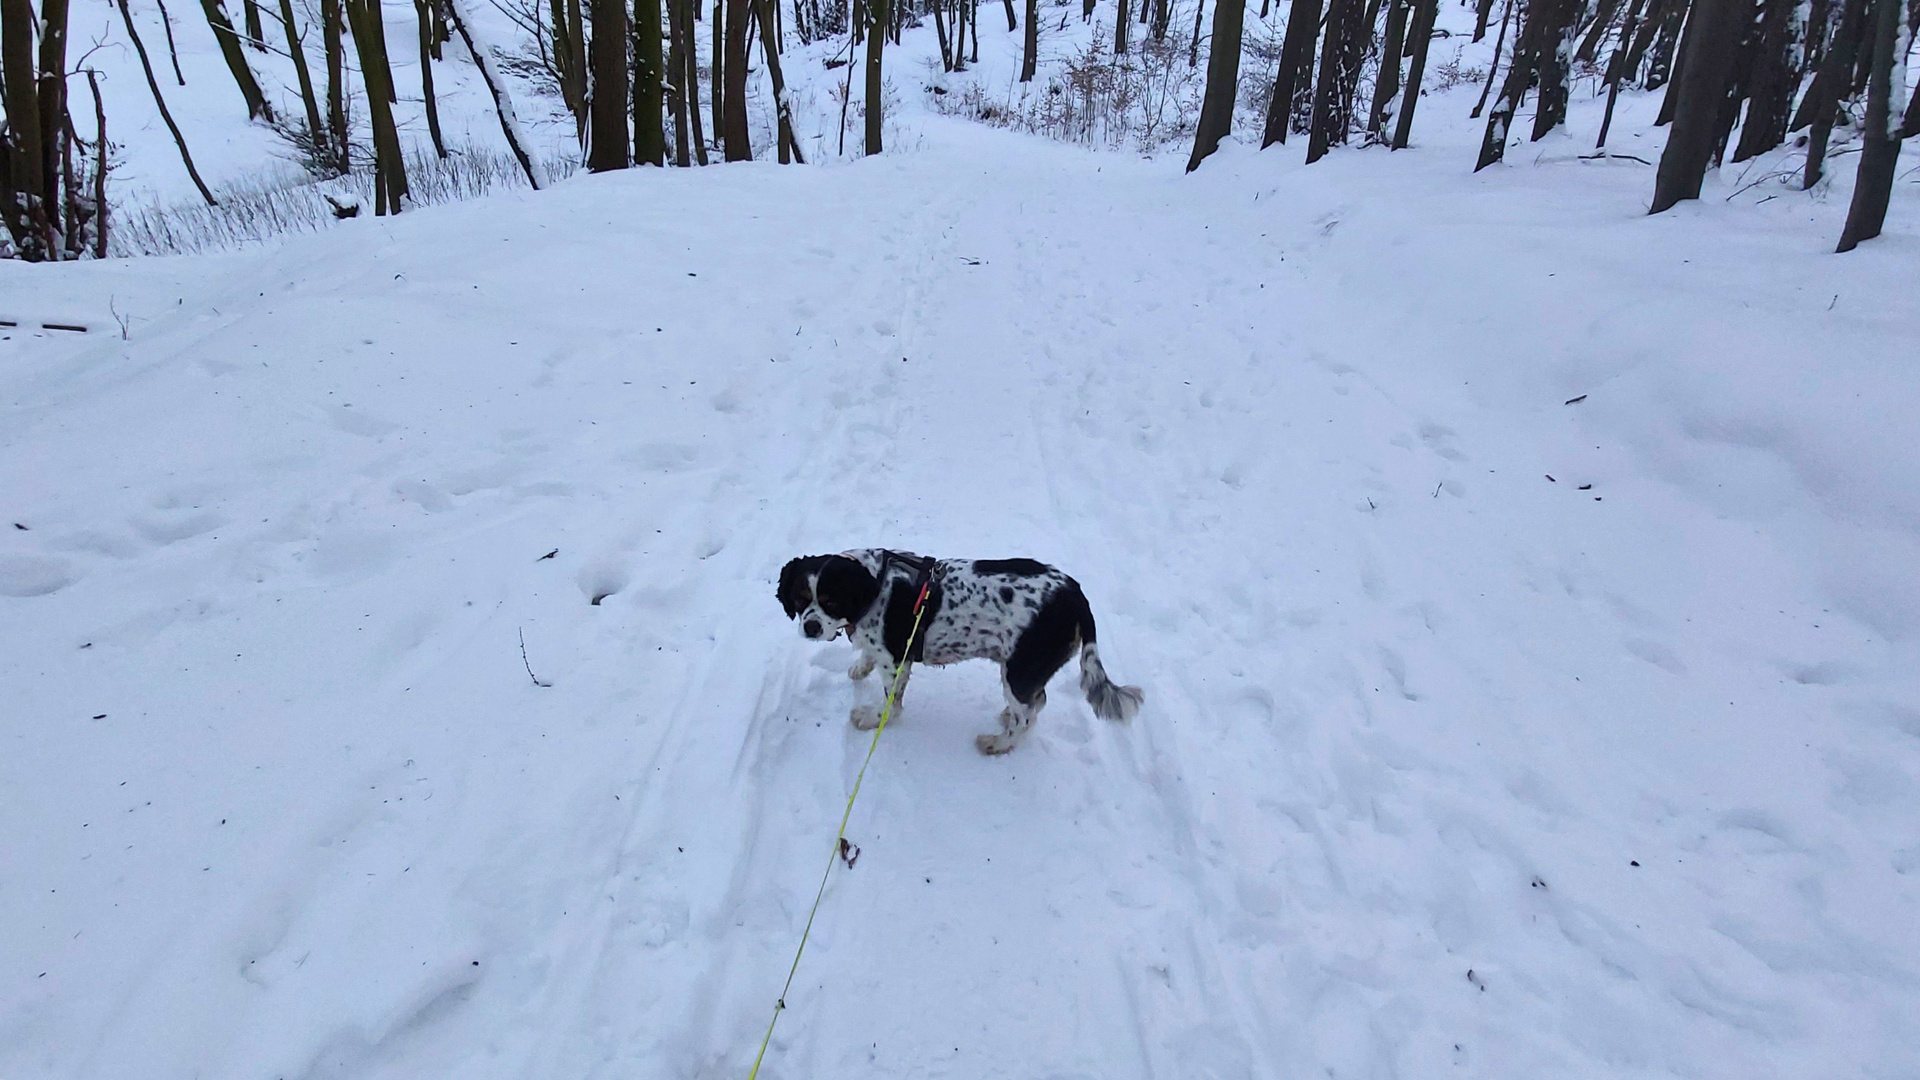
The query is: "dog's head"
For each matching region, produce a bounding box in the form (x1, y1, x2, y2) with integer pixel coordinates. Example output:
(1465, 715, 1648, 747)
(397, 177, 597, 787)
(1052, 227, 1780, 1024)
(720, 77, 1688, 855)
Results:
(778, 555, 879, 642)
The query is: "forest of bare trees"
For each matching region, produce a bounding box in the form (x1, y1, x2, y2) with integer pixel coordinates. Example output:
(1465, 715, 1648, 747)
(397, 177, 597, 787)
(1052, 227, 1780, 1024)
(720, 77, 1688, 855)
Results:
(3, 0, 1917, 258)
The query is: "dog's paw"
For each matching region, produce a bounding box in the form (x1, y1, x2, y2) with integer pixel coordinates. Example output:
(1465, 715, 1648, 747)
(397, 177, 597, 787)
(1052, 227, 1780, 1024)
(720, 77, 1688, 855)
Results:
(850, 705, 883, 731)
(848, 655, 875, 681)
(975, 732, 1019, 756)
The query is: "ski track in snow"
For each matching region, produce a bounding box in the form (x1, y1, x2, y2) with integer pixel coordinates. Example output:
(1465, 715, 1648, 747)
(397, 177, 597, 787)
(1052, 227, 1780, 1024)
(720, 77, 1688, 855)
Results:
(4, 118, 1920, 1080)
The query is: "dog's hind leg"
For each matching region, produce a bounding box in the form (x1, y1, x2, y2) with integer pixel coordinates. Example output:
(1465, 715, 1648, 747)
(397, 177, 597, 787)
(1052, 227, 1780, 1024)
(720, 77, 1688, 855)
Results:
(851, 662, 910, 731)
(978, 670, 1046, 756)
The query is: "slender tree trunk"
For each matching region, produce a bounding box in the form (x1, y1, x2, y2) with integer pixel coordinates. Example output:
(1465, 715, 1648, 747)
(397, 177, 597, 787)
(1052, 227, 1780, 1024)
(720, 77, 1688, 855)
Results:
(1472, 0, 1512, 116)
(1307, 0, 1365, 162)
(636, 0, 668, 164)
(1391, 0, 1435, 147)
(201, 0, 274, 119)
(1641, 0, 1685, 87)
(348, 0, 408, 212)
(324, 0, 350, 170)
(1835, 0, 1902, 250)
(712, 0, 726, 150)
(1654, 0, 1693, 120)
(1021, 0, 1037, 78)
(720, 0, 752, 158)
(114, 0, 216, 205)
(668, 0, 692, 163)
(755, 0, 803, 160)
(1799, 0, 1865, 184)
(85, 69, 107, 257)
(865, 0, 887, 153)
(1594, 0, 1642, 146)
(1475, 0, 1543, 167)
(1573, 0, 1620, 62)
(447, 0, 545, 186)
(1649, 0, 1743, 212)
(1474, 0, 1494, 36)
(1152, 0, 1169, 37)
(4, 0, 50, 259)
(37, 0, 72, 241)
(1188, 0, 1249, 170)
(1530, 0, 1582, 140)
(1729, 0, 1799, 160)
(244, 0, 265, 47)
(1003, 0, 1016, 27)
(1189, 0, 1207, 64)
(686, 0, 710, 162)
(280, 0, 330, 158)
(1264, 0, 1322, 146)
(414, 0, 448, 156)
(933, 0, 953, 67)
(155, 0, 188, 84)
(1368, 0, 1408, 136)
(1116, 0, 1131, 52)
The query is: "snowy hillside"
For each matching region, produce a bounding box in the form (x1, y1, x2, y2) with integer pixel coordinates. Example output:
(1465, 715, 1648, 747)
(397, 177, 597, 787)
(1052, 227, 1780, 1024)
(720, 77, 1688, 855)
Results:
(6, 30, 1920, 1080)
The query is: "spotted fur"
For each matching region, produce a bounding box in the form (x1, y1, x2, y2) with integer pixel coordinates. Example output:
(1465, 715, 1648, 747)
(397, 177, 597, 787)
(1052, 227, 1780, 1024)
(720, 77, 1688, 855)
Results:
(777, 549, 1143, 754)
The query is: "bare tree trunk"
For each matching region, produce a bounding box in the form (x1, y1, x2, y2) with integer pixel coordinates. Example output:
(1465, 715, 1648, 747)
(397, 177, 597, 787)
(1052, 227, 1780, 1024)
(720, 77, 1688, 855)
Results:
(348, 0, 408, 212)
(668, 0, 692, 163)
(686, 0, 710, 162)
(1475, 0, 1542, 168)
(324, 0, 350, 170)
(1188, 0, 1248, 170)
(1729, 0, 1800, 160)
(1368, 0, 1409, 136)
(280, 0, 330, 158)
(1474, 0, 1494, 36)
(1003, 0, 1016, 28)
(754, 0, 804, 160)
(1264, 0, 1322, 146)
(86, 69, 107, 257)
(447, 0, 545, 185)
(1472, 0, 1511, 116)
(1594, 0, 1643, 146)
(933, 0, 953, 68)
(3, 0, 51, 258)
(113, 0, 216, 206)
(721, 0, 752, 159)
(865, 0, 887, 153)
(1307, 0, 1365, 162)
(1152, 0, 1169, 38)
(1189, 0, 1206, 63)
(201, 0, 274, 119)
(1021, 0, 1037, 79)
(416, 0, 449, 155)
(1391, 0, 1435, 147)
(711, 0, 726, 151)
(156, 0, 188, 84)
(38, 0, 72, 248)
(1799, 0, 1865, 185)
(1835, 0, 1902, 250)
(589, 0, 632, 168)
(1649, 0, 1743, 212)
(1116, 0, 1130, 52)
(636, 0, 667, 163)
(1529, 0, 1582, 139)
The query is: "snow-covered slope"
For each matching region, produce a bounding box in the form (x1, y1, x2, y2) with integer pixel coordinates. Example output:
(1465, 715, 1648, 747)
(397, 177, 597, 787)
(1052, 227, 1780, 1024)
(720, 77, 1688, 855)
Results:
(5, 97, 1919, 1080)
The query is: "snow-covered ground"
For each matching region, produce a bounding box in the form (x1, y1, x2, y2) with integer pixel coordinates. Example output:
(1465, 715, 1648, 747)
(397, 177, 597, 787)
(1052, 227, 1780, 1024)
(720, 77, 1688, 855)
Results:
(6, 7, 1920, 1078)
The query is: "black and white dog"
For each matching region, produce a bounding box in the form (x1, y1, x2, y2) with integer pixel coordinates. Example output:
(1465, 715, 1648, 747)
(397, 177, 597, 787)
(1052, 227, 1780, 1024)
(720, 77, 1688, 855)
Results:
(778, 550, 1143, 754)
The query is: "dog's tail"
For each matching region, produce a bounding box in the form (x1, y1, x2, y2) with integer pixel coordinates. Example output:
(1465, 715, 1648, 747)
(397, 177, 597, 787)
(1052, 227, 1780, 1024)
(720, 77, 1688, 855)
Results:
(1072, 585, 1143, 722)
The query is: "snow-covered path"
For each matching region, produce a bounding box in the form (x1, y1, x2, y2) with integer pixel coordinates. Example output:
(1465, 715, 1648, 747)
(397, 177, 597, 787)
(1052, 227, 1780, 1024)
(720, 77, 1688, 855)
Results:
(5, 121, 1918, 1080)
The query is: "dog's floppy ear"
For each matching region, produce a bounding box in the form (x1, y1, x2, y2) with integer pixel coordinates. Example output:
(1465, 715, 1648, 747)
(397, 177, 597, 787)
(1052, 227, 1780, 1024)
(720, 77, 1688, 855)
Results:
(815, 555, 879, 621)
(778, 556, 828, 619)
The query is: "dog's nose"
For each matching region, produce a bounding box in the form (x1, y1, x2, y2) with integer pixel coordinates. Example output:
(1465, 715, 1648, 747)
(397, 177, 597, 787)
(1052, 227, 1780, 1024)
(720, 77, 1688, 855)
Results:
(803, 620, 822, 639)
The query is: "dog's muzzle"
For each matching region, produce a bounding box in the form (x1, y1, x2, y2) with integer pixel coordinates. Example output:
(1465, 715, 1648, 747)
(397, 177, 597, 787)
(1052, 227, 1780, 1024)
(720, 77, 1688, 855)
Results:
(803, 619, 823, 639)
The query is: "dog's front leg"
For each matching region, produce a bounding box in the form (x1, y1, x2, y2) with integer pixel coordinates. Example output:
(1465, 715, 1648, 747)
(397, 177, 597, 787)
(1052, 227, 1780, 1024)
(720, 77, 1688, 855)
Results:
(848, 652, 876, 681)
(850, 658, 909, 731)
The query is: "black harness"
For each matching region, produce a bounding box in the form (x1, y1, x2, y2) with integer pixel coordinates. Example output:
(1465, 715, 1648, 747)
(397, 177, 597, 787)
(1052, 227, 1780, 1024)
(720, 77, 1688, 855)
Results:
(873, 550, 942, 662)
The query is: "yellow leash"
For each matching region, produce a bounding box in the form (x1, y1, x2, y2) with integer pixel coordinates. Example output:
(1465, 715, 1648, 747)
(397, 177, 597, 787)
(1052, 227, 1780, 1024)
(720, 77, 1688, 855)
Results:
(745, 579, 933, 1080)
